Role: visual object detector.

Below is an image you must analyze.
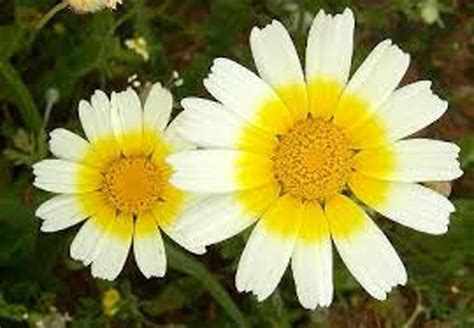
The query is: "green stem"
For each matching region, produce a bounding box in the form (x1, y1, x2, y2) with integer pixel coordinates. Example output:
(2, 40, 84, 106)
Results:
(26, 2, 68, 51)
(402, 289, 425, 328)
(167, 244, 249, 328)
(36, 2, 68, 32)
(0, 61, 41, 132)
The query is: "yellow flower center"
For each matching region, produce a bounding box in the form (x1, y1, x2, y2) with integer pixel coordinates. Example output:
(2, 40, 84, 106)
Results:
(272, 117, 354, 202)
(101, 157, 168, 215)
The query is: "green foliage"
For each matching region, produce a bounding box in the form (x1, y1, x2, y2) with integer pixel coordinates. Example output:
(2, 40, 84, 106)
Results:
(0, 0, 473, 327)
(0, 61, 41, 132)
(167, 244, 249, 327)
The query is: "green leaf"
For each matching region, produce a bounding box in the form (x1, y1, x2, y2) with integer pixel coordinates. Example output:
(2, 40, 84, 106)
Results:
(0, 60, 41, 132)
(0, 191, 37, 266)
(166, 244, 249, 328)
(255, 291, 292, 328)
(0, 294, 28, 322)
(459, 135, 474, 169)
(0, 25, 28, 60)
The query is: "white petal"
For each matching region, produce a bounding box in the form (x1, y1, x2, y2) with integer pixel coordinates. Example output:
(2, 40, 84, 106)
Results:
(91, 214, 133, 281)
(152, 191, 209, 255)
(306, 8, 354, 85)
(90, 89, 111, 113)
(178, 97, 274, 153)
(134, 213, 166, 278)
(251, 20, 304, 89)
(250, 20, 307, 118)
(110, 88, 143, 156)
(352, 81, 449, 147)
(174, 184, 279, 247)
(78, 90, 114, 142)
(161, 224, 207, 255)
(291, 202, 333, 309)
(163, 110, 196, 152)
(36, 194, 90, 232)
(144, 82, 173, 132)
(49, 129, 90, 163)
(33, 159, 101, 193)
(354, 139, 462, 182)
(236, 195, 302, 301)
(326, 195, 407, 300)
(111, 88, 143, 133)
(70, 207, 115, 266)
(78, 100, 98, 141)
(204, 58, 292, 134)
(349, 172, 454, 234)
(167, 150, 273, 193)
(334, 40, 410, 130)
(305, 9, 355, 118)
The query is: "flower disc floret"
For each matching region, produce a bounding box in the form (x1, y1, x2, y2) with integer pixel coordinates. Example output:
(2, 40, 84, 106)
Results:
(102, 157, 168, 215)
(272, 117, 354, 201)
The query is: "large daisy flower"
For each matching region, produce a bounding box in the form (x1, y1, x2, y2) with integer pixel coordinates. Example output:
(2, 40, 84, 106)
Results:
(167, 8, 462, 308)
(33, 84, 204, 280)
(66, 0, 122, 13)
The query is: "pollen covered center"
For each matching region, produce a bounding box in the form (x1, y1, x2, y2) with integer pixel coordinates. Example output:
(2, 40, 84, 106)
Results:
(272, 117, 354, 201)
(102, 157, 167, 215)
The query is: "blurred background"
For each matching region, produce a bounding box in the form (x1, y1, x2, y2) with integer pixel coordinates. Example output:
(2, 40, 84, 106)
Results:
(0, 0, 473, 327)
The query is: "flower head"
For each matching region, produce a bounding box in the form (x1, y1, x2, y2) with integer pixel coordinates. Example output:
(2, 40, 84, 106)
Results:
(66, 0, 122, 13)
(125, 36, 150, 62)
(102, 288, 121, 316)
(168, 8, 462, 308)
(34, 83, 204, 280)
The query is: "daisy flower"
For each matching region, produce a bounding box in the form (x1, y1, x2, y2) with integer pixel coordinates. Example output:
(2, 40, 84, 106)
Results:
(167, 8, 462, 308)
(33, 84, 204, 280)
(66, 0, 122, 13)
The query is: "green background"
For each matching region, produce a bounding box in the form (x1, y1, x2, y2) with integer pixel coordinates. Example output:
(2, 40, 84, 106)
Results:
(0, 0, 473, 327)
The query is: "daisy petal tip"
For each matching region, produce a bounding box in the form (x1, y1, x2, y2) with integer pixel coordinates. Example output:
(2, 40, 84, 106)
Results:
(213, 57, 227, 67)
(32, 180, 41, 189)
(192, 246, 207, 255)
(321, 300, 332, 308)
(34, 207, 44, 218)
(91, 265, 117, 282)
(235, 276, 247, 293)
(255, 292, 268, 303)
(250, 25, 261, 38)
(400, 274, 408, 287)
(437, 224, 450, 235)
(439, 99, 449, 112)
(142, 271, 164, 280)
(150, 81, 163, 90)
(376, 292, 388, 301)
(39, 223, 49, 232)
(31, 161, 43, 171)
(299, 300, 317, 311)
(40, 223, 57, 233)
(270, 19, 285, 30)
(180, 97, 201, 110)
(342, 7, 354, 17)
(454, 168, 464, 179)
(315, 8, 326, 17)
(378, 39, 393, 50)
(48, 128, 62, 137)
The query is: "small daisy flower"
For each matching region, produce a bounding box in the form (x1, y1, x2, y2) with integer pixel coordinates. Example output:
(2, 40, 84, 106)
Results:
(66, 0, 122, 13)
(125, 36, 150, 62)
(33, 83, 204, 280)
(167, 8, 462, 308)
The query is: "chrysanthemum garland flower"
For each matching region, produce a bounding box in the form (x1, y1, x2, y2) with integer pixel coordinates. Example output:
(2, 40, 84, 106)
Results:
(66, 0, 122, 13)
(167, 8, 462, 308)
(33, 84, 205, 280)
